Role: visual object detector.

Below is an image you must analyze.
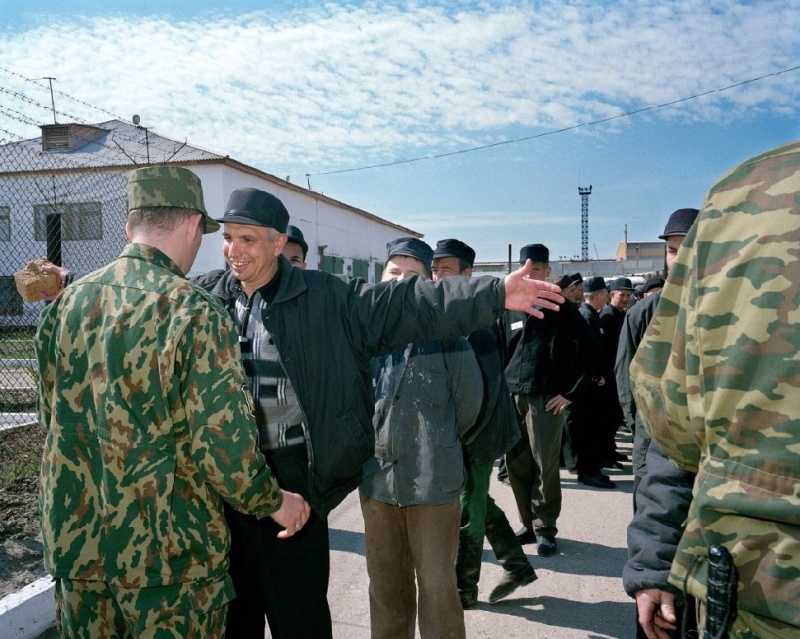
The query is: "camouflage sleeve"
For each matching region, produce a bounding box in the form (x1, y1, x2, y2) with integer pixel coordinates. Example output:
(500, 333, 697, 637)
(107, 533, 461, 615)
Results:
(35, 304, 57, 431)
(629, 227, 700, 472)
(178, 307, 282, 518)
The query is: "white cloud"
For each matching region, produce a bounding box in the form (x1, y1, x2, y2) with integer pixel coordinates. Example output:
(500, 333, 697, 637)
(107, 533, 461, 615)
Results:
(1, 0, 799, 177)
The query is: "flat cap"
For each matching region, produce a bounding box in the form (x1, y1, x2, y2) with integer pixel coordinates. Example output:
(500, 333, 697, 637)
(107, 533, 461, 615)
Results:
(128, 166, 219, 234)
(286, 225, 308, 255)
(387, 237, 433, 266)
(609, 277, 634, 291)
(216, 188, 289, 233)
(643, 276, 665, 294)
(519, 243, 549, 264)
(659, 208, 699, 240)
(432, 238, 476, 267)
(582, 276, 607, 293)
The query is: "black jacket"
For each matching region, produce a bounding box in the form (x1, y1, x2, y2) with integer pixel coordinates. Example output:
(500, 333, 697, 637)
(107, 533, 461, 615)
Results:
(623, 439, 695, 598)
(503, 299, 593, 402)
(463, 324, 520, 467)
(615, 292, 661, 478)
(194, 257, 506, 515)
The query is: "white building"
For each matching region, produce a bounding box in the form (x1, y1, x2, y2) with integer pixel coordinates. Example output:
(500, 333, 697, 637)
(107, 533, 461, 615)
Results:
(0, 120, 420, 325)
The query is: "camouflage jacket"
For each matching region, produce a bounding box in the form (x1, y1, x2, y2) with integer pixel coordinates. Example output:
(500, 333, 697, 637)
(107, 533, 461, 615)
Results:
(630, 141, 800, 635)
(36, 244, 282, 588)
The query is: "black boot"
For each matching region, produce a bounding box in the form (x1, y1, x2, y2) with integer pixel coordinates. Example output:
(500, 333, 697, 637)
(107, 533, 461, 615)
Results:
(485, 514, 537, 603)
(455, 533, 484, 608)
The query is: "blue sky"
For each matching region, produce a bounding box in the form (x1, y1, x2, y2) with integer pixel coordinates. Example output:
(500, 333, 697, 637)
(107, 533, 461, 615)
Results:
(1, 0, 799, 262)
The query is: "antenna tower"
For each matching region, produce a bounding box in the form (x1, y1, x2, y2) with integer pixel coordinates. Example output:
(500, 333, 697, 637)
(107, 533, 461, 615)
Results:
(578, 185, 592, 261)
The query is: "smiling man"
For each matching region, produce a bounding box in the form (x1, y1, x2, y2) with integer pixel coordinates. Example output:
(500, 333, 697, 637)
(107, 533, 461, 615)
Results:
(189, 188, 567, 638)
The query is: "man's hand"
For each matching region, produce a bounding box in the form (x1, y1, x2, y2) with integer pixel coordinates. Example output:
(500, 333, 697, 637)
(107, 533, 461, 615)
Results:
(39, 264, 70, 301)
(504, 260, 564, 318)
(635, 588, 678, 639)
(270, 489, 312, 539)
(545, 394, 571, 415)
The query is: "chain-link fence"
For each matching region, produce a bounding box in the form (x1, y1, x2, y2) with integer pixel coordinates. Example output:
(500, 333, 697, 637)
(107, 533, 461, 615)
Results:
(1, 131, 128, 489)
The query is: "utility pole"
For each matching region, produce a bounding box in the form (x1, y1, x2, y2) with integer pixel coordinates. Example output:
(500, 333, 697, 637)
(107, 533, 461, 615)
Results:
(43, 77, 57, 124)
(578, 185, 592, 261)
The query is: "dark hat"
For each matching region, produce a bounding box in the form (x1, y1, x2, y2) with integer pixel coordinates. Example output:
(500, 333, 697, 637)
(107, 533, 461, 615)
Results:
(571, 272, 583, 285)
(386, 237, 433, 266)
(643, 276, 665, 294)
(659, 208, 699, 240)
(286, 225, 308, 256)
(609, 277, 634, 291)
(432, 238, 476, 267)
(216, 188, 289, 233)
(128, 166, 219, 234)
(582, 276, 607, 293)
(557, 274, 575, 289)
(519, 243, 549, 264)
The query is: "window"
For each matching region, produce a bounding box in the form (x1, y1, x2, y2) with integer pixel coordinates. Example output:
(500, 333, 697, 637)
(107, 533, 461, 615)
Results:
(352, 259, 368, 280)
(0, 276, 22, 315)
(320, 255, 344, 274)
(34, 202, 102, 241)
(0, 206, 9, 241)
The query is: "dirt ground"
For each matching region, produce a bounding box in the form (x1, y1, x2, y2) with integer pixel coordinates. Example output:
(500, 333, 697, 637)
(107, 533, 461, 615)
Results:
(0, 474, 46, 599)
(0, 425, 47, 600)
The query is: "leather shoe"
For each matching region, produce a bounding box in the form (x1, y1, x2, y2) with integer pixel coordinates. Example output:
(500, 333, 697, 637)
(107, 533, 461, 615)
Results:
(580, 474, 616, 489)
(515, 526, 536, 545)
(489, 566, 538, 603)
(536, 535, 557, 557)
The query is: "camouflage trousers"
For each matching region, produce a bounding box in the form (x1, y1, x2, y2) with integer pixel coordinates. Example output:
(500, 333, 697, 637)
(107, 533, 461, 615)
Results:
(54, 575, 234, 639)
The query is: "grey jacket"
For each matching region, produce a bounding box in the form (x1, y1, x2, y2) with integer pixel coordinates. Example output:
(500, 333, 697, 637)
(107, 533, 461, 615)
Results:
(360, 338, 483, 506)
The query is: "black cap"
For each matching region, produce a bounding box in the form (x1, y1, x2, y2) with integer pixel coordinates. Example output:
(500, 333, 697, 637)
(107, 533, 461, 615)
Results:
(659, 208, 699, 240)
(432, 238, 476, 267)
(386, 237, 433, 266)
(571, 272, 583, 285)
(286, 225, 308, 256)
(519, 243, 549, 264)
(643, 276, 665, 294)
(582, 276, 607, 293)
(557, 274, 574, 289)
(216, 188, 289, 233)
(609, 277, 634, 291)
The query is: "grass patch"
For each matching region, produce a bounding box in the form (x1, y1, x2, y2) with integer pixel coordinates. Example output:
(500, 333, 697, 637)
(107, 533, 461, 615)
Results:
(0, 328, 36, 359)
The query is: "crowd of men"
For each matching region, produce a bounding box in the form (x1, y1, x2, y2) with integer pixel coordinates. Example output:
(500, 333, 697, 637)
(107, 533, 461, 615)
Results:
(33, 138, 800, 639)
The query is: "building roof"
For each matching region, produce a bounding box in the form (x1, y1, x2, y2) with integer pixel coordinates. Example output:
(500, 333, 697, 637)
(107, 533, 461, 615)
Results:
(0, 119, 419, 236)
(0, 120, 225, 173)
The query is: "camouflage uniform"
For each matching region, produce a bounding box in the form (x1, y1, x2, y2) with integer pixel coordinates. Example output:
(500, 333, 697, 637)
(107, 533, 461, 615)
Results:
(36, 167, 282, 638)
(630, 141, 800, 637)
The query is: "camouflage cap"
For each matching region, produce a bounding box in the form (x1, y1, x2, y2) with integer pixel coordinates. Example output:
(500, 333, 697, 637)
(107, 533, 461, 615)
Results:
(128, 166, 220, 234)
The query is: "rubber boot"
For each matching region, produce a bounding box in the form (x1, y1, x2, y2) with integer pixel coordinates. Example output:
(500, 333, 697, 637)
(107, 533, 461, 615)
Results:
(455, 533, 484, 609)
(485, 514, 537, 603)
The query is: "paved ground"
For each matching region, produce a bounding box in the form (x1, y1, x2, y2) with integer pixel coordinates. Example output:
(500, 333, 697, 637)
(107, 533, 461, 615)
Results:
(325, 435, 636, 639)
(37, 433, 637, 638)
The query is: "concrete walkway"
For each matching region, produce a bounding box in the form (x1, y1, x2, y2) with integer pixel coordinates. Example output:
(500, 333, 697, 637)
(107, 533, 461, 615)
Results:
(34, 435, 637, 638)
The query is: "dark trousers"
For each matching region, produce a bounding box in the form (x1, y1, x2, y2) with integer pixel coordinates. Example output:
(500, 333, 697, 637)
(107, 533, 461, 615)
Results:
(225, 444, 332, 639)
(507, 393, 563, 537)
(568, 388, 606, 476)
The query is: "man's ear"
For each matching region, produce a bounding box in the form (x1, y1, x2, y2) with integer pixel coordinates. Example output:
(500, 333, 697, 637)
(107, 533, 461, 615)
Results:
(187, 213, 203, 240)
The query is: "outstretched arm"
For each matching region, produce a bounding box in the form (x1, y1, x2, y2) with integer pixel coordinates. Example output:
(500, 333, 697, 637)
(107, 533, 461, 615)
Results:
(503, 260, 564, 318)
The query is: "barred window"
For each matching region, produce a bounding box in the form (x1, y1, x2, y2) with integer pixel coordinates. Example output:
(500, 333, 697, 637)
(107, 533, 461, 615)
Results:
(33, 202, 102, 241)
(0, 206, 9, 241)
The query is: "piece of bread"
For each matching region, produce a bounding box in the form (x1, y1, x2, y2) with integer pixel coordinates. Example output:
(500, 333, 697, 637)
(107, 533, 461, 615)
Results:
(14, 259, 61, 302)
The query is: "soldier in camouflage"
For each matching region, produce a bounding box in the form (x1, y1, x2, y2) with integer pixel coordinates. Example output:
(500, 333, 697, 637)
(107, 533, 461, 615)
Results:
(36, 166, 310, 639)
(629, 140, 800, 638)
